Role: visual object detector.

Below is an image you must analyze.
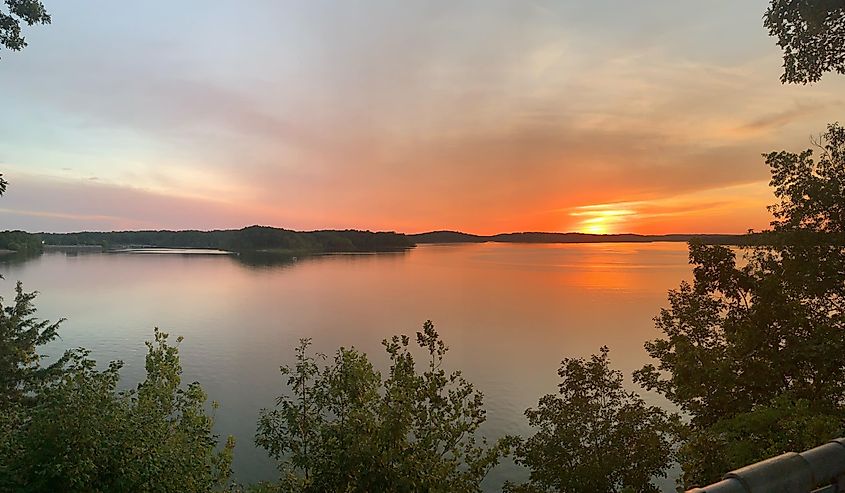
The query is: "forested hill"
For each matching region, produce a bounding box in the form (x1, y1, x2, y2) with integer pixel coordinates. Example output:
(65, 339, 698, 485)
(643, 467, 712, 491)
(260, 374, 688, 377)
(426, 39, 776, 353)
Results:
(0, 230, 43, 254)
(410, 231, 753, 245)
(41, 226, 414, 254)
(39, 228, 756, 254)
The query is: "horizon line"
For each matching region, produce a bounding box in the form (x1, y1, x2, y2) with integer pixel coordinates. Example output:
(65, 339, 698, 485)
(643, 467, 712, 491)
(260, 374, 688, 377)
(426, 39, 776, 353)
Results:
(23, 225, 757, 237)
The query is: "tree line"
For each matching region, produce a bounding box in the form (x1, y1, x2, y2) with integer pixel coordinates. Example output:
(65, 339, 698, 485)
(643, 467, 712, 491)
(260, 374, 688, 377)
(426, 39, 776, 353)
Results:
(0, 231, 42, 255)
(39, 226, 414, 255)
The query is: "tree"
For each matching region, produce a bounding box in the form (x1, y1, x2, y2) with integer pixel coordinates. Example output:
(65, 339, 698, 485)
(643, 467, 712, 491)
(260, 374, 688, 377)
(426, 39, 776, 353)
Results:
(766, 122, 845, 233)
(255, 321, 510, 493)
(677, 396, 841, 486)
(0, 258, 234, 491)
(0, 329, 235, 492)
(506, 347, 676, 493)
(765, 0, 845, 83)
(635, 123, 845, 487)
(0, 281, 64, 408)
(0, 231, 44, 254)
(0, 0, 50, 56)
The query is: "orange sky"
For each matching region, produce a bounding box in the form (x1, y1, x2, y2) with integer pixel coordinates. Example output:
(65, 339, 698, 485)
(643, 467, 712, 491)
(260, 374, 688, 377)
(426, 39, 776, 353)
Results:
(1, 1, 843, 234)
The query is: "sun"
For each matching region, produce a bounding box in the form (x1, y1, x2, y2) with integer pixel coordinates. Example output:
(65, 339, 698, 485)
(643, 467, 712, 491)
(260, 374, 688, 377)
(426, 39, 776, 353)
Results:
(582, 219, 611, 235)
(570, 206, 636, 235)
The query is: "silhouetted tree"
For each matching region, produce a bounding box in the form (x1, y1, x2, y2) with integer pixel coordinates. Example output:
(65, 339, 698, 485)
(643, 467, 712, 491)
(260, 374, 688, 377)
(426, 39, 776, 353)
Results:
(765, 0, 845, 83)
(0, 0, 50, 56)
(677, 396, 841, 486)
(636, 123, 845, 487)
(766, 122, 845, 232)
(507, 347, 677, 493)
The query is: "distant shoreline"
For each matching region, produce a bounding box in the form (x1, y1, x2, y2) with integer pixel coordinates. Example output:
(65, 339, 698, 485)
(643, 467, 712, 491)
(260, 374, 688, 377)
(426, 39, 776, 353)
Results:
(35, 226, 415, 257)
(4, 226, 758, 259)
(9, 227, 842, 261)
(408, 230, 750, 245)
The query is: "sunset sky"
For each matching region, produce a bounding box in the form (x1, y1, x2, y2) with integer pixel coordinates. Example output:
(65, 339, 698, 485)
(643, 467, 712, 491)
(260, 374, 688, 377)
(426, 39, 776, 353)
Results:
(1, 0, 844, 235)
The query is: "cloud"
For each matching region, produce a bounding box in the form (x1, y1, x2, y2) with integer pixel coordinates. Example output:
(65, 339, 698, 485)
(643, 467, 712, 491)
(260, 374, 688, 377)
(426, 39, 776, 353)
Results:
(1, 0, 844, 234)
(735, 101, 840, 136)
(561, 182, 775, 234)
(0, 173, 255, 232)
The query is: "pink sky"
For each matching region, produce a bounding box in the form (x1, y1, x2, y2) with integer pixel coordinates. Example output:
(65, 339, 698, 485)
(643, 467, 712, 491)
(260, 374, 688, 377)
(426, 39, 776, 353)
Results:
(1, 1, 843, 234)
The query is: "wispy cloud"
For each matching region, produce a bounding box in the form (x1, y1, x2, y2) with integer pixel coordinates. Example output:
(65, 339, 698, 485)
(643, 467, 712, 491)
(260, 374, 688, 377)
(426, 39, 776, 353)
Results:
(1, 1, 843, 233)
(735, 101, 840, 136)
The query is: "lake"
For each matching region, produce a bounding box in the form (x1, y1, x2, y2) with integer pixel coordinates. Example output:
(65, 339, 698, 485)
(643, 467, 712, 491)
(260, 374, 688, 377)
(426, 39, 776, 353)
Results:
(0, 242, 694, 491)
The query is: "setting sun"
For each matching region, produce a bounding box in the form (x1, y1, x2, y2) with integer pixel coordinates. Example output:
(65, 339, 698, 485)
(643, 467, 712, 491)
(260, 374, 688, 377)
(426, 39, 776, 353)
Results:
(570, 207, 636, 234)
(581, 220, 611, 235)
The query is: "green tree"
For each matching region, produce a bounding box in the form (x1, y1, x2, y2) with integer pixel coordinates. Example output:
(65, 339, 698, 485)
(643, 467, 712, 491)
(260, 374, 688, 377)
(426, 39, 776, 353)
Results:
(0, 281, 64, 408)
(0, 0, 50, 56)
(0, 231, 44, 254)
(635, 123, 845, 486)
(0, 329, 235, 492)
(506, 347, 677, 493)
(677, 396, 841, 486)
(765, 0, 845, 83)
(255, 321, 509, 493)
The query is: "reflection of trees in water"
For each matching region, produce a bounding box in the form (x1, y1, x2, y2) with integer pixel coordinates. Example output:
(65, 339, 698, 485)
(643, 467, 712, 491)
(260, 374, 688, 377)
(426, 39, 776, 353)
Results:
(0, 251, 43, 269)
(232, 251, 298, 269)
(0, 248, 412, 272)
(232, 249, 410, 270)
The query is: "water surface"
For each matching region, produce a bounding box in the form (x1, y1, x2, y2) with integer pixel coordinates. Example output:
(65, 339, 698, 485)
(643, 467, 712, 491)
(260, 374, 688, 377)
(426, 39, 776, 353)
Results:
(1, 242, 694, 490)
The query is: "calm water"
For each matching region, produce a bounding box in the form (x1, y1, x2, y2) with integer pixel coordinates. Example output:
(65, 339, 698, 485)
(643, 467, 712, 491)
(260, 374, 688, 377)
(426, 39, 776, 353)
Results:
(1, 242, 694, 490)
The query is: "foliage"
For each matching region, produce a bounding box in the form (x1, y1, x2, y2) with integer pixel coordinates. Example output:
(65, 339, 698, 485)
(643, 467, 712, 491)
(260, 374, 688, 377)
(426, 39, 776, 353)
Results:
(0, 329, 234, 492)
(0, 281, 63, 407)
(636, 123, 845, 487)
(0, 0, 50, 56)
(255, 321, 509, 493)
(678, 395, 841, 486)
(765, 0, 845, 83)
(506, 347, 677, 493)
(765, 122, 845, 233)
(40, 226, 414, 254)
(0, 230, 43, 254)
